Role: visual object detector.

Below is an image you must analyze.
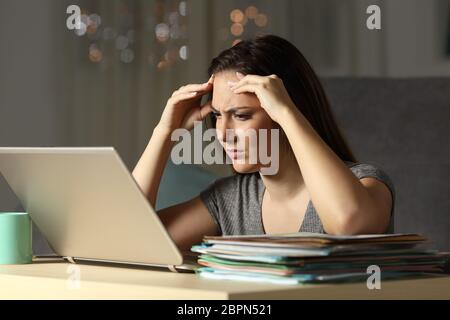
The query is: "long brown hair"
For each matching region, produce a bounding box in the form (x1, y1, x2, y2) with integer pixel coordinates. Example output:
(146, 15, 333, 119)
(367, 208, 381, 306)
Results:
(205, 34, 357, 163)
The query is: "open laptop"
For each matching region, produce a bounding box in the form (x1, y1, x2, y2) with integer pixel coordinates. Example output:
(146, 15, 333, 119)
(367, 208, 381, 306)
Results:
(0, 147, 200, 272)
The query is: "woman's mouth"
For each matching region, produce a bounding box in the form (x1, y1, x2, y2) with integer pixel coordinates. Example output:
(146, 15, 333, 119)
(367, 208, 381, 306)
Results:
(226, 149, 244, 160)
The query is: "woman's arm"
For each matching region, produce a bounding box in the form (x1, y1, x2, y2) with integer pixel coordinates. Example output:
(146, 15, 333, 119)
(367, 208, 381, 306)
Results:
(132, 125, 174, 208)
(132, 128, 219, 250)
(133, 75, 214, 207)
(280, 107, 392, 235)
(132, 76, 218, 249)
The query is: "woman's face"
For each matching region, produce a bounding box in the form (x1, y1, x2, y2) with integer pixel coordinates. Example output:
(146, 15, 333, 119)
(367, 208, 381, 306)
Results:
(211, 71, 276, 173)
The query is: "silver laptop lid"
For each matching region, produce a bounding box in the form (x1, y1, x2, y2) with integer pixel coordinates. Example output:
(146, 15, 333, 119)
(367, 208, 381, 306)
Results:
(0, 147, 183, 266)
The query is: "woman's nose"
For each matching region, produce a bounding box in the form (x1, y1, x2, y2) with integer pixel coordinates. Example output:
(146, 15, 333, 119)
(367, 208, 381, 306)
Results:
(217, 119, 237, 144)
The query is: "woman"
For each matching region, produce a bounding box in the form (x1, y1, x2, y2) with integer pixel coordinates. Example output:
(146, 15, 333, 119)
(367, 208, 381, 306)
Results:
(133, 34, 395, 251)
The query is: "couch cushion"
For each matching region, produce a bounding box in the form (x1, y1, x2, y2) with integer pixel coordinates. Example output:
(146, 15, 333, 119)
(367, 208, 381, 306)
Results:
(322, 77, 450, 251)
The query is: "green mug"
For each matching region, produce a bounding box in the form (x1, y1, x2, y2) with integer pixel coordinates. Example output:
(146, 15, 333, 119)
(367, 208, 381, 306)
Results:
(0, 212, 33, 264)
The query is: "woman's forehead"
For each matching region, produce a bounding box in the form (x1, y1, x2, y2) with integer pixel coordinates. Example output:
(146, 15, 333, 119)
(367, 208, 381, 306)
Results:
(211, 72, 260, 110)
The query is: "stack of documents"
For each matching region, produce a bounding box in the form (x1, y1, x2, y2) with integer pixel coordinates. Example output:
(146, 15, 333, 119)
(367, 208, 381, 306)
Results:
(191, 233, 450, 285)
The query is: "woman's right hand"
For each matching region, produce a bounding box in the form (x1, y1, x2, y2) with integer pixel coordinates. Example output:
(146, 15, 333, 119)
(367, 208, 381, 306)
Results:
(158, 75, 214, 133)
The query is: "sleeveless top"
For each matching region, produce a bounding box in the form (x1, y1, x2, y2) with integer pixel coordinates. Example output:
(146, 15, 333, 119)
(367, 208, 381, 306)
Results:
(199, 161, 395, 235)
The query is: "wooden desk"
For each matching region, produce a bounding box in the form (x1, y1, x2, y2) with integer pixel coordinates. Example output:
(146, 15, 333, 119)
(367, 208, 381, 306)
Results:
(1, 261, 450, 299)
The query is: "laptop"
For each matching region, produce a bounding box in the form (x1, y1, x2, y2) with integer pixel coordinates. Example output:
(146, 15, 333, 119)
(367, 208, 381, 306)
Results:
(0, 147, 200, 272)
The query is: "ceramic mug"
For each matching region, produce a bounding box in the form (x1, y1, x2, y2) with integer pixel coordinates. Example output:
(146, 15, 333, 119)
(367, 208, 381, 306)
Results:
(0, 212, 32, 264)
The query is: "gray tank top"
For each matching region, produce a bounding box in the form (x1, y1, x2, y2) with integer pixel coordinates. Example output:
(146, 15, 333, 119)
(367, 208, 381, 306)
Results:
(199, 161, 395, 235)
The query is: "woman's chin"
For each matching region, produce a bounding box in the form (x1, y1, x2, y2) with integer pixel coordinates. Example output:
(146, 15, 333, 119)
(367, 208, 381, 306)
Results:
(231, 163, 260, 174)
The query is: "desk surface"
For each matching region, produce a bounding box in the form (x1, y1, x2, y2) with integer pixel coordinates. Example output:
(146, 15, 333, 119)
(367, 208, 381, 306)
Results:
(1, 261, 450, 299)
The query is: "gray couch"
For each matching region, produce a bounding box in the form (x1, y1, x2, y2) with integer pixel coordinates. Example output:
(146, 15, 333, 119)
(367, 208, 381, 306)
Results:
(6, 77, 450, 254)
(322, 77, 450, 251)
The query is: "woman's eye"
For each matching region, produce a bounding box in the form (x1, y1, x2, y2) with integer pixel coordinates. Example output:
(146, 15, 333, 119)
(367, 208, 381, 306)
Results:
(211, 112, 221, 118)
(234, 114, 251, 120)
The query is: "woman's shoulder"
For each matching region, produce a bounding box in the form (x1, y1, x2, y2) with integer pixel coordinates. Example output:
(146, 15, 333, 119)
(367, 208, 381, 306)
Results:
(343, 160, 395, 195)
(344, 160, 391, 177)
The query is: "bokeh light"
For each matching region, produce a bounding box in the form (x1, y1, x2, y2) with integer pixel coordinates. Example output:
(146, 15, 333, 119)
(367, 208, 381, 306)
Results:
(157, 60, 169, 70)
(88, 14, 101, 27)
(179, 45, 188, 60)
(230, 23, 244, 36)
(120, 49, 134, 63)
(155, 23, 170, 42)
(73, 2, 190, 68)
(230, 9, 244, 23)
(255, 13, 268, 27)
(115, 35, 129, 50)
(74, 22, 87, 36)
(245, 6, 258, 19)
(89, 44, 103, 63)
(227, 5, 269, 42)
(179, 1, 187, 16)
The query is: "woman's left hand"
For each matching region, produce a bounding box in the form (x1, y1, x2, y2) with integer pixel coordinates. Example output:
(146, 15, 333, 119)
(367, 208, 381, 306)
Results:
(228, 72, 298, 123)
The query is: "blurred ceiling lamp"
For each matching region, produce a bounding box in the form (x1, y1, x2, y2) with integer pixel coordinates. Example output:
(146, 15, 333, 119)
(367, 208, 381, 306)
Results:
(72, 1, 189, 69)
(230, 23, 244, 36)
(228, 5, 268, 46)
(230, 9, 244, 23)
(89, 46, 103, 63)
(245, 6, 258, 19)
(255, 13, 268, 27)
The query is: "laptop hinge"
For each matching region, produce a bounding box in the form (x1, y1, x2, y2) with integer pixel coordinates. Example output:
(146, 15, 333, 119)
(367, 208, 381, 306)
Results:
(64, 256, 76, 264)
(167, 265, 179, 273)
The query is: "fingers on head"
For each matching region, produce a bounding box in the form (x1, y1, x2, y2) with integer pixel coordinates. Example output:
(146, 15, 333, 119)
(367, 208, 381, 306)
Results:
(173, 82, 211, 97)
(169, 91, 197, 104)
